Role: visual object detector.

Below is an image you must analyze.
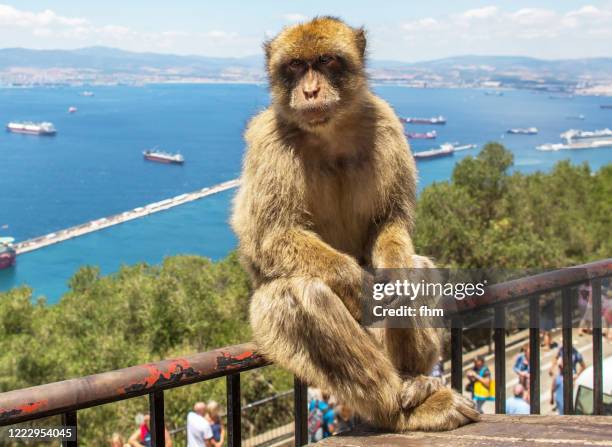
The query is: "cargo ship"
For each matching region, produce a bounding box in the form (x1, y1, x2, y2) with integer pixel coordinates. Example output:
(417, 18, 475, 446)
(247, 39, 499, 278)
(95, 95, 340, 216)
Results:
(143, 149, 184, 164)
(413, 143, 476, 160)
(6, 121, 57, 136)
(537, 139, 612, 151)
(507, 127, 538, 135)
(601, 105, 612, 109)
(406, 130, 437, 140)
(0, 237, 16, 270)
(401, 115, 446, 125)
(414, 143, 454, 160)
(561, 128, 612, 142)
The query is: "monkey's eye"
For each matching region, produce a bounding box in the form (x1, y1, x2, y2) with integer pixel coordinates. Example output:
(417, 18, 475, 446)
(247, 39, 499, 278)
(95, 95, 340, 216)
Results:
(319, 55, 334, 65)
(289, 59, 305, 68)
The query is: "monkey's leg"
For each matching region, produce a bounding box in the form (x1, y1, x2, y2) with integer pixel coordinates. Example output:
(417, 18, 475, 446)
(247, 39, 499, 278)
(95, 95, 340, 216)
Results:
(250, 277, 405, 430)
(375, 256, 480, 429)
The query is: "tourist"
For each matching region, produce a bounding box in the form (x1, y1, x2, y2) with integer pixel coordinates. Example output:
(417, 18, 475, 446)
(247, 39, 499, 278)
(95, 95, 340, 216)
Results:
(128, 413, 173, 447)
(466, 355, 492, 413)
(205, 400, 224, 447)
(187, 402, 214, 447)
(308, 392, 336, 442)
(334, 404, 355, 434)
(551, 358, 565, 415)
(540, 295, 556, 351)
(550, 345, 586, 380)
(513, 344, 530, 388)
(578, 283, 593, 335)
(505, 384, 530, 415)
(110, 432, 129, 447)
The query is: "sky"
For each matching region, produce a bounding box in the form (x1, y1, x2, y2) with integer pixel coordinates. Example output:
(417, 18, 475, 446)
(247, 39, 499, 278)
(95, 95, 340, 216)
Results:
(1, 1, 612, 61)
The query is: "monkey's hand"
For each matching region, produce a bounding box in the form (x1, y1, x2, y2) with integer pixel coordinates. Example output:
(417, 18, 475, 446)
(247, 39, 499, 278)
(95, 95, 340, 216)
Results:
(402, 388, 480, 431)
(327, 259, 374, 323)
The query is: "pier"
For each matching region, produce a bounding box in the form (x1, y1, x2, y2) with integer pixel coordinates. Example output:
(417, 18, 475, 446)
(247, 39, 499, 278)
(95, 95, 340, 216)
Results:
(14, 179, 241, 255)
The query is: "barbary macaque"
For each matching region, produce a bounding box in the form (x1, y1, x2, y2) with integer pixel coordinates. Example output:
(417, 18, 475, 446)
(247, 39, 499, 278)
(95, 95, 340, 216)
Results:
(231, 16, 479, 431)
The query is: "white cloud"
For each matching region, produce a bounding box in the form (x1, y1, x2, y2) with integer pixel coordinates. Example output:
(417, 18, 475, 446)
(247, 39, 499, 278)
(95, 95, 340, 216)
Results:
(462, 6, 498, 20)
(396, 4, 612, 60)
(0, 4, 88, 27)
(205, 30, 238, 39)
(403, 17, 440, 32)
(283, 13, 307, 22)
(0, 3, 258, 56)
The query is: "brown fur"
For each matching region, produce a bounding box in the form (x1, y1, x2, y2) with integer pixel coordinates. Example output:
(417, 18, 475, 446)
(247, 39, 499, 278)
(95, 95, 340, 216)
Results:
(231, 17, 479, 431)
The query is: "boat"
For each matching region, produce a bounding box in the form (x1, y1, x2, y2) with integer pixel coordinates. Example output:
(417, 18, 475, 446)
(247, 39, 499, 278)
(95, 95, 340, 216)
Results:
(453, 144, 477, 152)
(406, 130, 437, 140)
(507, 127, 538, 135)
(566, 114, 585, 120)
(80, 91, 94, 97)
(600, 105, 612, 109)
(68, 106, 78, 113)
(484, 91, 504, 96)
(6, 121, 57, 136)
(401, 115, 446, 125)
(536, 139, 612, 151)
(561, 128, 612, 142)
(143, 149, 184, 164)
(413, 143, 454, 160)
(0, 237, 16, 270)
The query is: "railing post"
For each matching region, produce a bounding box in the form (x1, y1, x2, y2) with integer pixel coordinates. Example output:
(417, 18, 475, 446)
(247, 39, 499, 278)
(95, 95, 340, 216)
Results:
(62, 410, 77, 447)
(294, 377, 308, 447)
(562, 287, 574, 415)
(494, 305, 506, 414)
(591, 279, 603, 415)
(450, 317, 463, 393)
(149, 391, 165, 447)
(529, 296, 541, 414)
(226, 373, 241, 447)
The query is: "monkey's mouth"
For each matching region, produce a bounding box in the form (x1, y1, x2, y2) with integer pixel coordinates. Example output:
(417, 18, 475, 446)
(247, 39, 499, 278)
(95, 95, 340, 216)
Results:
(298, 104, 336, 125)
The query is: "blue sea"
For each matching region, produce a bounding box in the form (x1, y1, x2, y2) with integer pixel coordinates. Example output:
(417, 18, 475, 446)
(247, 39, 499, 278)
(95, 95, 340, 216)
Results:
(1, 84, 611, 301)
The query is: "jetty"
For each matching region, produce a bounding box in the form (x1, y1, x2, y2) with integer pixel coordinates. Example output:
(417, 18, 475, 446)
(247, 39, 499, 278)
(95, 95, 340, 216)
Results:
(14, 179, 240, 255)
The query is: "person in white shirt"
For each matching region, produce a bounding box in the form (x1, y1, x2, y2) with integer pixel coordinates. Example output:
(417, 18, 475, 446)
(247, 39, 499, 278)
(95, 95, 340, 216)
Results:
(187, 402, 214, 447)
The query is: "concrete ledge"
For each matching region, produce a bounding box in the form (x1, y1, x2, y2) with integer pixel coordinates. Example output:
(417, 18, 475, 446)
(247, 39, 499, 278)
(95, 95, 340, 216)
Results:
(317, 415, 612, 447)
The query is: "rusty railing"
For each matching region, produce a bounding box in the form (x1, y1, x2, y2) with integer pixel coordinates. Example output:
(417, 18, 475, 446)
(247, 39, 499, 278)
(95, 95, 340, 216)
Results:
(0, 258, 610, 446)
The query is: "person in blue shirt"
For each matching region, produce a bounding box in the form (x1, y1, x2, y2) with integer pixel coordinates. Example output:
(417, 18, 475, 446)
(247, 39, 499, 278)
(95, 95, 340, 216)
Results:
(506, 384, 530, 415)
(551, 358, 565, 414)
(513, 344, 530, 389)
(308, 393, 336, 440)
(550, 345, 586, 379)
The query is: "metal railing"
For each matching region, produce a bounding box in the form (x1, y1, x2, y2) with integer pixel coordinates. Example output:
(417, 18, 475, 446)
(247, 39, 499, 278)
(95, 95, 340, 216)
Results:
(0, 258, 610, 446)
(449, 258, 611, 415)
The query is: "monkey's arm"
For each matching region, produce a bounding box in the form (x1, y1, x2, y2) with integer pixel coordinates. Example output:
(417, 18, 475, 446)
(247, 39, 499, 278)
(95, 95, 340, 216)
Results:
(259, 227, 370, 320)
(371, 220, 416, 269)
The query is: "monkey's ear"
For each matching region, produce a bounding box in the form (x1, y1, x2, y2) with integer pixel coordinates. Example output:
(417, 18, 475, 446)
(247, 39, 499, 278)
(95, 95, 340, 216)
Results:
(354, 27, 367, 59)
(263, 40, 272, 62)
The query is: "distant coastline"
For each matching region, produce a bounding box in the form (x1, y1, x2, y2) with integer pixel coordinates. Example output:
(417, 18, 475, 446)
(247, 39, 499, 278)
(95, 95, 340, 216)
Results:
(3, 46, 612, 96)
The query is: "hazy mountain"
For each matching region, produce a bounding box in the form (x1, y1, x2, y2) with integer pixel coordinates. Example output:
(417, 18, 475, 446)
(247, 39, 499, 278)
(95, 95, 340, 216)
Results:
(2, 46, 612, 89)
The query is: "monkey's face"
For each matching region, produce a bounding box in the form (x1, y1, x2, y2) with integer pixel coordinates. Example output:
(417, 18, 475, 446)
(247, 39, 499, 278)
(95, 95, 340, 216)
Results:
(265, 17, 367, 129)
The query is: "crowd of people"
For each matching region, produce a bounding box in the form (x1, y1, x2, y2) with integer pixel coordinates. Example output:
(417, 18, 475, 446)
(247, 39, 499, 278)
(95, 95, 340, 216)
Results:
(307, 389, 356, 442)
(108, 400, 224, 447)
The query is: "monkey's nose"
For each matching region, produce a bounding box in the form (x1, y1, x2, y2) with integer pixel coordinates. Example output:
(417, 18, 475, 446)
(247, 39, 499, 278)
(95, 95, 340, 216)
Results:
(303, 87, 320, 100)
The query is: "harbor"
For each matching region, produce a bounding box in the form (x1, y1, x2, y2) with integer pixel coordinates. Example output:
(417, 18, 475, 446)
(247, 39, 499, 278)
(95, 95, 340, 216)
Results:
(14, 178, 240, 255)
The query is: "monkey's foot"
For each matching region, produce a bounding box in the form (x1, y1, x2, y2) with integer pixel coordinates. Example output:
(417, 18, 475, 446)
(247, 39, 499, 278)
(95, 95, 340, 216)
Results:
(402, 388, 480, 432)
(400, 375, 444, 409)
